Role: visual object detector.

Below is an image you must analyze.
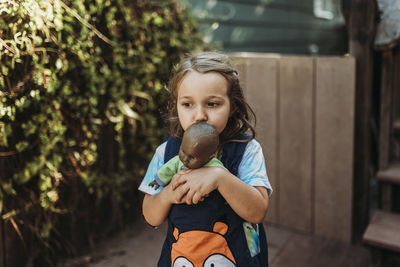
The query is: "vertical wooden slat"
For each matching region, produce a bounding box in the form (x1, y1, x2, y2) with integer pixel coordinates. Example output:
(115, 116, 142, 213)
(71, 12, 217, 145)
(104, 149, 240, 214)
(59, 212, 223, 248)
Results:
(392, 47, 400, 162)
(232, 53, 280, 224)
(314, 56, 356, 243)
(244, 56, 279, 224)
(344, 0, 376, 242)
(377, 50, 394, 212)
(379, 50, 394, 170)
(279, 56, 314, 232)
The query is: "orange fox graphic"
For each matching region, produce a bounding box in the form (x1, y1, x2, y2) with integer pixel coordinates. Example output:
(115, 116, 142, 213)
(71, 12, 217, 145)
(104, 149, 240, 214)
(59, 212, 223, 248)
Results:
(171, 222, 237, 267)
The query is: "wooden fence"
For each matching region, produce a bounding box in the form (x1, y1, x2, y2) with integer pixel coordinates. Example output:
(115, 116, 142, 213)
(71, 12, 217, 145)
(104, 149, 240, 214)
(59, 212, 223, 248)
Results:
(231, 53, 356, 243)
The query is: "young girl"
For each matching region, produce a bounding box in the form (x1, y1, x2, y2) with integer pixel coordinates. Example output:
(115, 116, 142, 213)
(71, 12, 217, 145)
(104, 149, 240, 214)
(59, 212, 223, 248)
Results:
(138, 51, 272, 267)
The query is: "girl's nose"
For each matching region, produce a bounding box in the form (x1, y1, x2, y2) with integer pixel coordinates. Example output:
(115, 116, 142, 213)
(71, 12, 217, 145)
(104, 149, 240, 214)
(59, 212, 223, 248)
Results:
(194, 107, 207, 122)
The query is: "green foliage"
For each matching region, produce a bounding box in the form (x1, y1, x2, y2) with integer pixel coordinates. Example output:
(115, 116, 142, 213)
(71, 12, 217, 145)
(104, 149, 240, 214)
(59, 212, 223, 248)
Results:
(0, 0, 204, 264)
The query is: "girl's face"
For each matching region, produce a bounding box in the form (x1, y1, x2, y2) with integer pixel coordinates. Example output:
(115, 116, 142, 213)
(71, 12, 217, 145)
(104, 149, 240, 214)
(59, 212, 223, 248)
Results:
(176, 71, 231, 134)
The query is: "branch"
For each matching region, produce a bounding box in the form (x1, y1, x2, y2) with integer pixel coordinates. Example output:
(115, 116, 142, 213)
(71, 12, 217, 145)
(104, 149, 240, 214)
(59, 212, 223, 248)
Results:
(56, 0, 113, 46)
(68, 152, 82, 176)
(0, 139, 39, 157)
(0, 37, 17, 54)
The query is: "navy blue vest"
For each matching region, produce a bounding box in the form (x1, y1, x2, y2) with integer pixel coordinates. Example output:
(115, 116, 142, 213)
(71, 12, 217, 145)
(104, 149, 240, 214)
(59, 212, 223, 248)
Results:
(158, 136, 269, 267)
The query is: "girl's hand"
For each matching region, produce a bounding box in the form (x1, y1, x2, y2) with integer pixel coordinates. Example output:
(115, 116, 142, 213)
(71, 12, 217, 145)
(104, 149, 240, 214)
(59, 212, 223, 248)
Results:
(171, 167, 224, 205)
(163, 179, 189, 205)
(142, 177, 190, 226)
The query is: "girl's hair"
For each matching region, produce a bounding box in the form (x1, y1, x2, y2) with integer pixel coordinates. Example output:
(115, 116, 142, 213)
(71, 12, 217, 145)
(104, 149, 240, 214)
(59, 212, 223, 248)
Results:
(167, 51, 256, 145)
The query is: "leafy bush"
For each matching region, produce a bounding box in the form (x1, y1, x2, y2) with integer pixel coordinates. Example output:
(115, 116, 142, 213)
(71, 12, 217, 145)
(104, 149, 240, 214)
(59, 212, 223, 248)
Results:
(0, 0, 204, 264)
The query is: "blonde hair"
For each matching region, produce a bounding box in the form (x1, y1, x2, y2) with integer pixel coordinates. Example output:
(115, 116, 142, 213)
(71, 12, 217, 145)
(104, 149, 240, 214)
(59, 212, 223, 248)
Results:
(167, 51, 256, 144)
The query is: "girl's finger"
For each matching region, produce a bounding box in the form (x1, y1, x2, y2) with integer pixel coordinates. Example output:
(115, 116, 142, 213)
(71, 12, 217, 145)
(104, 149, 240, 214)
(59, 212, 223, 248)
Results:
(176, 169, 191, 176)
(175, 185, 189, 203)
(171, 172, 182, 180)
(192, 192, 202, 205)
(185, 189, 195, 205)
(172, 179, 186, 190)
(171, 173, 186, 190)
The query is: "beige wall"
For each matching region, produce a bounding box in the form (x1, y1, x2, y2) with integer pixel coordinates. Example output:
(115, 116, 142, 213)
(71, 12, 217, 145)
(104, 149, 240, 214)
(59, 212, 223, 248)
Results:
(231, 53, 356, 243)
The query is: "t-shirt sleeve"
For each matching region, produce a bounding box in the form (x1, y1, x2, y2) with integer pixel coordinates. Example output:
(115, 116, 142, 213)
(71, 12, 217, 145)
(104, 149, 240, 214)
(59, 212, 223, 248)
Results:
(238, 139, 273, 196)
(156, 156, 180, 187)
(205, 157, 227, 170)
(138, 142, 166, 195)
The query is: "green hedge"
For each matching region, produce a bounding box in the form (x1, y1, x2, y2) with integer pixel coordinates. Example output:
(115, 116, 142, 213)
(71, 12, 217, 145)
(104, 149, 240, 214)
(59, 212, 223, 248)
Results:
(0, 0, 205, 264)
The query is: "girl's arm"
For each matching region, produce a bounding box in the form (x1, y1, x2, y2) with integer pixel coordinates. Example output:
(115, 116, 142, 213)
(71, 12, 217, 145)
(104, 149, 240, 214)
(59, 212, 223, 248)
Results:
(217, 169, 269, 224)
(142, 180, 189, 226)
(171, 167, 269, 224)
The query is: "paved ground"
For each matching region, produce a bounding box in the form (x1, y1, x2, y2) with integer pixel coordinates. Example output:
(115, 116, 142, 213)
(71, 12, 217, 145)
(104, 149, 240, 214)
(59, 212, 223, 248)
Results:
(59, 218, 372, 267)
(58, 219, 167, 267)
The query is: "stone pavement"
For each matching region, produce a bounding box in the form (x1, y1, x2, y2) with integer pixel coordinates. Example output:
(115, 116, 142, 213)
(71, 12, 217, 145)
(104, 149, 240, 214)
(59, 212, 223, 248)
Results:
(60, 218, 372, 267)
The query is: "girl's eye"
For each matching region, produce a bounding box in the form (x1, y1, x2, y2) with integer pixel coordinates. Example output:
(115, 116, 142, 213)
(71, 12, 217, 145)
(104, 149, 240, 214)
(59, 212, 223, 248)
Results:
(182, 102, 192, 107)
(208, 102, 219, 107)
